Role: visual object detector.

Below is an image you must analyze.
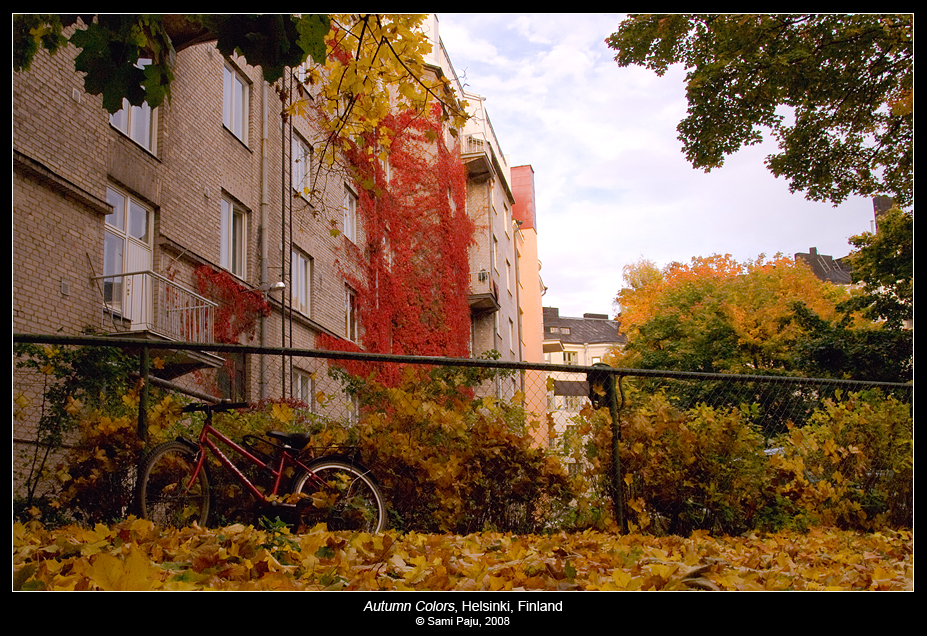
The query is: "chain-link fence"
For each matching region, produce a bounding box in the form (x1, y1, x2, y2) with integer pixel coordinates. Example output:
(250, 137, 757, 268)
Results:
(14, 334, 913, 536)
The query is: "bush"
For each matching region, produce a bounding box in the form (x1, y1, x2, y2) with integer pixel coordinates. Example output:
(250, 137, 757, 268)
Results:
(331, 364, 573, 533)
(617, 393, 769, 536)
(768, 390, 913, 531)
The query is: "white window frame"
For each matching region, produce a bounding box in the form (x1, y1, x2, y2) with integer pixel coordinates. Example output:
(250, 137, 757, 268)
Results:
(110, 58, 157, 152)
(345, 285, 358, 342)
(563, 351, 578, 365)
(343, 185, 358, 243)
(103, 185, 152, 311)
(291, 248, 312, 316)
(223, 63, 249, 143)
(292, 134, 313, 197)
(220, 197, 247, 278)
(492, 236, 499, 273)
(293, 368, 315, 410)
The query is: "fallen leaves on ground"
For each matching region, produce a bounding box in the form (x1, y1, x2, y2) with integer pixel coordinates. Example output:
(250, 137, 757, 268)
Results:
(13, 519, 912, 591)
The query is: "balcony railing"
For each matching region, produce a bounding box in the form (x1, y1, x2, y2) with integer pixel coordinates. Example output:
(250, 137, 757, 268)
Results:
(92, 270, 217, 344)
(467, 270, 500, 312)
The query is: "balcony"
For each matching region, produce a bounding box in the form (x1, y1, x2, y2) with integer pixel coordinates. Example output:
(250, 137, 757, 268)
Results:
(91, 270, 221, 378)
(467, 270, 500, 313)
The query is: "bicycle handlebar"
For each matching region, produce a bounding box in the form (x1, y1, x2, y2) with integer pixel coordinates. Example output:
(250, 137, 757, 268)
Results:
(182, 401, 249, 414)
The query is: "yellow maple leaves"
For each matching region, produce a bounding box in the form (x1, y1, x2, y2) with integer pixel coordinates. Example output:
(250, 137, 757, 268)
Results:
(13, 519, 912, 591)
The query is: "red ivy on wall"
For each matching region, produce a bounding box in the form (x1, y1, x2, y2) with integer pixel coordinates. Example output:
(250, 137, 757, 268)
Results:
(319, 103, 474, 370)
(194, 265, 271, 344)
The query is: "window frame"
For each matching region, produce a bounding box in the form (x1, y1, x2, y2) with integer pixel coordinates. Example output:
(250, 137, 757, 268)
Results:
(292, 368, 316, 411)
(223, 62, 249, 144)
(292, 134, 313, 198)
(343, 185, 358, 243)
(291, 248, 312, 316)
(345, 285, 358, 342)
(220, 197, 247, 278)
(103, 185, 153, 310)
(109, 58, 157, 153)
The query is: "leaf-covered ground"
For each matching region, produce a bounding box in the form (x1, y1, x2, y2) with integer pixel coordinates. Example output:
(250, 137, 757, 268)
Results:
(13, 519, 912, 591)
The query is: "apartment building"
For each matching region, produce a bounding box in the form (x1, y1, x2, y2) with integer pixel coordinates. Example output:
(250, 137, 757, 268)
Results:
(543, 308, 625, 445)
(13, 29, 364, 405)
(423, 16, 531, 402)
(15, 16, 542, 411)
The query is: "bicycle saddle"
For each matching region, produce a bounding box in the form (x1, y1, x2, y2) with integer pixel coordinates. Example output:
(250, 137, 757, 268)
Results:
(266, 430, 312, 449)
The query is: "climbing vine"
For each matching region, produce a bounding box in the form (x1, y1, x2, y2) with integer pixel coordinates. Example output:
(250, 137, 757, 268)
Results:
(194, 265, 271, 344)
(320, 103, 474, 372)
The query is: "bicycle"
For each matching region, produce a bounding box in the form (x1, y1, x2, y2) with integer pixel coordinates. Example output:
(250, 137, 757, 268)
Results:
(136, 401, 386, 533)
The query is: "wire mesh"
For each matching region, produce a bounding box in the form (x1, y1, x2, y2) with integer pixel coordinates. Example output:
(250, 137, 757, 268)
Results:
(14, 335, 913, 535)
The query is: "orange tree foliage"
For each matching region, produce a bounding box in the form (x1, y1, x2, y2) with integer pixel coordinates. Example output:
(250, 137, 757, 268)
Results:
(612, 254, 858, 375)
(320, 103, 473, 366)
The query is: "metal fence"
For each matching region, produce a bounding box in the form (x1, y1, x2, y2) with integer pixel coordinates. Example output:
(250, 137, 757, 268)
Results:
(13, 334, 913, 535)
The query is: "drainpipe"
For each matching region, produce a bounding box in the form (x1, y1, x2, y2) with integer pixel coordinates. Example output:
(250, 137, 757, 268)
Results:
(258, 81, 270, 400)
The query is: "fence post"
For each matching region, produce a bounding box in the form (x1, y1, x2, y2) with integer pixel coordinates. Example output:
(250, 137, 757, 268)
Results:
(138, 346, 149, 443)
(588, 364, 626, 532)
(606, 372, 625, 533)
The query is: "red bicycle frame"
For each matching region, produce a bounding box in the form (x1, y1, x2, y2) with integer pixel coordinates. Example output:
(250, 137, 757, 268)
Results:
(183, 406, 324, 505)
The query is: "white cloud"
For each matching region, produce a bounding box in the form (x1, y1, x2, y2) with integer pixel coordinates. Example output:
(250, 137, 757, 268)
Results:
(437, 13, 876, 319)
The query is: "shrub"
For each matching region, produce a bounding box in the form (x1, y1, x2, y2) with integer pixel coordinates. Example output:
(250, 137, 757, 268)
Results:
(616, 393, 769, 536)
(330, 364, 573, 533)
(768, 390, 913, 531)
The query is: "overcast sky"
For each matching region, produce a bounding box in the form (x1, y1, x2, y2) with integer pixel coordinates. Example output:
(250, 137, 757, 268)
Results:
(436, 13, 877, 320)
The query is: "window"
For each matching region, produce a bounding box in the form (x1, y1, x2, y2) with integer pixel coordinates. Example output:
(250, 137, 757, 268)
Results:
(564, 396, 583, 412)
(219, 353, 245, 401)
(563, 351, 578, 365)
(292, 135, 312, 197)
(104, 186, 152, 318)
(509, 318, 515, 353)
(110, 59, 156, 152)
(506, 260, 512, 294)
(345, 285, 358, 342)
(293, 368, 315, 410)
(492, 236, 499, 272)
(291, 249, 312, 316)
(223, 63, 249, 143)
(220, 197, 247, 277)
(343, 186, 357, 243)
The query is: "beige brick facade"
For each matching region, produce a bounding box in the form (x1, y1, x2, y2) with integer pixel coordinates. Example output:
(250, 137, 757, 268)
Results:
(14, 37, 366, 404)
(14, 18, 541, 409)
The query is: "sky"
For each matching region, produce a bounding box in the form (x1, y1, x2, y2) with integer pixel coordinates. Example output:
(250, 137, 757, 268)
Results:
(436, 13, 878, 320)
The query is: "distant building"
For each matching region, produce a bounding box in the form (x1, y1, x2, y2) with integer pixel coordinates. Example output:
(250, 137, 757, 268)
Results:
(795, 247, 853, 285)
(542, 307, 625, 447)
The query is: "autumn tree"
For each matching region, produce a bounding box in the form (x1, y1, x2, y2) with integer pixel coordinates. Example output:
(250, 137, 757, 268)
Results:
(612, 254, 858, 375)
(840, 205, 913, 329)
(607, 14, 913, 207)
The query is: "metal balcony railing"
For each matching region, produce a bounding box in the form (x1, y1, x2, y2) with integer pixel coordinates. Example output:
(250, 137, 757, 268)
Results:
(92, 270, 217, 343)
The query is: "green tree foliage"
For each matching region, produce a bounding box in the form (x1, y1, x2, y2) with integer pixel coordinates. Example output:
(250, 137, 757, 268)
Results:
(13, 14, 330, 114)
(606, 14, 913, 206)
(840, 206, 913, 329)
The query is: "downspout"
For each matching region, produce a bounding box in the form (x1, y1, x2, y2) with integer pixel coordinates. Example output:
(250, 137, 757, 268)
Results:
(259, 81, 270, 399)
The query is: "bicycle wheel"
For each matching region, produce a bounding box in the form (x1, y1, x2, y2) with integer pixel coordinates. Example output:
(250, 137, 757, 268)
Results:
(291, 459, 386, 533)
(137, 441, 210, 528)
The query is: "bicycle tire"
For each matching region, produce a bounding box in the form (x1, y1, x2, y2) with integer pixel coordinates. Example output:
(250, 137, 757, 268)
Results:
(291, 458, 386, 533)
(137, 440, 210, 528)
